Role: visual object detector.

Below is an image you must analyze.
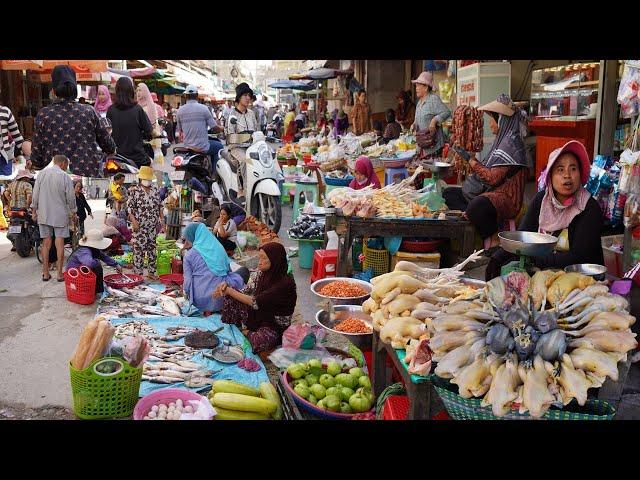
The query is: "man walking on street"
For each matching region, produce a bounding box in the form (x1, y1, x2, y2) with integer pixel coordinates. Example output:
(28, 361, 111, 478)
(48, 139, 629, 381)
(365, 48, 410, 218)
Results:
(31, 154, 77, 282)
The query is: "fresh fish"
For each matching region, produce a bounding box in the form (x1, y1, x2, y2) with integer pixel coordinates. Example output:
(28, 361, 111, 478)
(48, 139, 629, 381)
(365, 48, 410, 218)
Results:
(142, 375, 182, 384)
(160, 297, 181, 316)
(184, 377, 216, 388)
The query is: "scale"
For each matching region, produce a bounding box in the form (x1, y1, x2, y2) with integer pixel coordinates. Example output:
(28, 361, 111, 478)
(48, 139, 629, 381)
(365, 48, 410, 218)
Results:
(426, 162, 452, 195)
(498, 231, 558, 276)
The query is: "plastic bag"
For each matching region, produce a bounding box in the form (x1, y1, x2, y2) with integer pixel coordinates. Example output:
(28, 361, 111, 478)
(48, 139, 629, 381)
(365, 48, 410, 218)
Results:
(282, 323, 327, 350)
(617, 64, 640, 118)
(268, 347, 356, 370)
(105, 335, 150, 367)
(182, 398, 216, 420)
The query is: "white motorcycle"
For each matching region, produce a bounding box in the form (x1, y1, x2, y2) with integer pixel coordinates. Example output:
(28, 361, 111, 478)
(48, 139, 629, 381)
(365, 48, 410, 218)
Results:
(215, 118, 284, 233)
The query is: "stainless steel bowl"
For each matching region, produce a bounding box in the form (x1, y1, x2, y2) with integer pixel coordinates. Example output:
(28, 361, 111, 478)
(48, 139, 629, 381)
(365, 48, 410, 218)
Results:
(310, 277, 372, 306)
(428, 161, 452, 174)
(498, 231, 558, 257)
(315, 306, 372, 350)
(564, 263, 607, 281)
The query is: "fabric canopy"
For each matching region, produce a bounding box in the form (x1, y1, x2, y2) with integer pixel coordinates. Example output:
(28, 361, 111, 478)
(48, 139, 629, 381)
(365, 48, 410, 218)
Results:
(0, 60, 108, 73)
(268, 80, 315, 91)
(107, 66, 157, 78)
(289, 67, 353, 80)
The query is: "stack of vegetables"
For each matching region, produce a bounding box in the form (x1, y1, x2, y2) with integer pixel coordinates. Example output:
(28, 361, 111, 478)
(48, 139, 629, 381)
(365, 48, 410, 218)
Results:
(156, 235, 177, 253)
(428, 270, 637, 418)
(208, 380, 283, 420)
(285, 359, 374, 414)
(288, 215, 324, 240)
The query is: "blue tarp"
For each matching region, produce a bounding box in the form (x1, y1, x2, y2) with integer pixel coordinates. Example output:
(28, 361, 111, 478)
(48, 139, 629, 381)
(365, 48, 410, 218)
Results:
(110, 314, 269, 397)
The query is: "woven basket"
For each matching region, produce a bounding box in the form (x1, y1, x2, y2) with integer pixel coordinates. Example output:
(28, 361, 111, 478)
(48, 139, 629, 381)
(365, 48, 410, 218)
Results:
(432, 376, 615, 421)
(363, 243, 389, 276)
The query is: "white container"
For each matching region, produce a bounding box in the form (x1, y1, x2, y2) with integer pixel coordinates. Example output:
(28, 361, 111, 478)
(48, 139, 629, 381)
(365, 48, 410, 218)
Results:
(456, 62, 512, 162)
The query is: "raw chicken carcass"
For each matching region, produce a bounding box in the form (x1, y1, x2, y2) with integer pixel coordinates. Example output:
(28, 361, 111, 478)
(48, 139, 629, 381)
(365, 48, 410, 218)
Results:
(452, 354, 502, 399)
(529, 270, 564, 311)
(581, 311, 636, 333)
(569, 347, 620, 382)
(481, 353, 522, 417)
(485, 277, 506, 308)
(408, 338, 433, 376)
(518, 355, 556, 418)
(569, 329, 637, 354)
(545, 354, 592, 406)
(379, 316, 427, 348)
(504, 271, 531, 307)
(429, 330, 483, 356)
(431, 315, 486, 333)
(547, 273, 595, 307)
(434, 339, 485, 379)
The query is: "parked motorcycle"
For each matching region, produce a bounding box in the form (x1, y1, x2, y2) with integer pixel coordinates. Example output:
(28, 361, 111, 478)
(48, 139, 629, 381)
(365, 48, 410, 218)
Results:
(171, 146, 214, 196)
(7, 208, 40, 258)
(215, 116, 284, 233)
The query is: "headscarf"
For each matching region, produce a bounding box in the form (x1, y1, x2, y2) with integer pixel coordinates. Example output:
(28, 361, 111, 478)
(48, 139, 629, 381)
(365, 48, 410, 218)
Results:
(94, 85, 112, 115)
(256, 242, 290, 295)
(538, 141, 592, 233)
(483, 94, 528, 168)
(349, 156, 381, 190)
(136, 83, 158, 128)
(183, 222, 230, 277)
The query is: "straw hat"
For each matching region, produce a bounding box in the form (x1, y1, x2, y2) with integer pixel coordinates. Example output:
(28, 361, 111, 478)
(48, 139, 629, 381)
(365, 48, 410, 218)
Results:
(15, 169, 34, 180)
(478, 93, 516, 117)
(79, 229, 113, 250)
(138, 166, 154, 181)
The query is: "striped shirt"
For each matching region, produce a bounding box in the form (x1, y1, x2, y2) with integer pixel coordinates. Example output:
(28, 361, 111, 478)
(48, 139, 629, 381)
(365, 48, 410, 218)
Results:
(0, 106, 24, 151)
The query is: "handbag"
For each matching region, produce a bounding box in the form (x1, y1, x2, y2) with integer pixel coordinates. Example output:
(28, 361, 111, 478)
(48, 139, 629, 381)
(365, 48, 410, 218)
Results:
(416, 127, 437, 149)
(461, 173, 489, 201)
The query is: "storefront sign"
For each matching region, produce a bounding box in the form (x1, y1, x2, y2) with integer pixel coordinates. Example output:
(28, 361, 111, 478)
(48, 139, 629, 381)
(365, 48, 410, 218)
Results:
(458, 79, 477, 106)
(29, 72, 109, 83)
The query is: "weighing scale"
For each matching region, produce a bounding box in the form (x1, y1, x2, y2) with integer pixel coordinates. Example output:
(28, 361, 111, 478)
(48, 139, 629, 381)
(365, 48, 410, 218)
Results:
(423, 161, 452, 195)
(498, 231, 558, 276)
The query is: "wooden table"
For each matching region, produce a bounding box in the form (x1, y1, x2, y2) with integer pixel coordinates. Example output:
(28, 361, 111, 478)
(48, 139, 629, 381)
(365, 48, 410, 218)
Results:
(325, 213, 477, 276)
(371, 330, 433, 420)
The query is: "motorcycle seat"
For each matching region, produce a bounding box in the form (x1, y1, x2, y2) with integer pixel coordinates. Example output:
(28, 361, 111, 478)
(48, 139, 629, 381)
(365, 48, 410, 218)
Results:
(173, 144, 205, 155)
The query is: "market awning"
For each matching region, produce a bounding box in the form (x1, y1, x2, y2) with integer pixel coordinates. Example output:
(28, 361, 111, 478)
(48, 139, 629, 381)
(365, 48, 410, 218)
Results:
(139, 77, 186, 95)
(107, 66, 157, 78)
(29, 71, 111, 84)
(289, 67, 353, 80)
(0, 60, 108, 73)
(268, 80, 315, 91)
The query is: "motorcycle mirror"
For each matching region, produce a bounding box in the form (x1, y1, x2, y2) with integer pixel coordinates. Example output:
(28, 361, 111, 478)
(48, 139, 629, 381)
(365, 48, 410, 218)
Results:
(229, 116, 238, 125)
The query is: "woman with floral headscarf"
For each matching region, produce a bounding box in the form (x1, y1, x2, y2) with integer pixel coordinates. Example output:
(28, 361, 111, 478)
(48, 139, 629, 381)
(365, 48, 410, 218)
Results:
(443, 93, 529, 250)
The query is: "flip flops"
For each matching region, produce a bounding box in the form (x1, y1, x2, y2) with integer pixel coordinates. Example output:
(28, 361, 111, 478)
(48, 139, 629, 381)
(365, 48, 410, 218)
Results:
(42, 275, 51, 282)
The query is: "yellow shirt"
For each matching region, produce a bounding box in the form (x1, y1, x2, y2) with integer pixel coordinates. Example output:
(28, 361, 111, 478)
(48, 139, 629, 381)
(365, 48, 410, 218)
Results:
(110, 182, 124, 201)
(283, 111, 295, 133)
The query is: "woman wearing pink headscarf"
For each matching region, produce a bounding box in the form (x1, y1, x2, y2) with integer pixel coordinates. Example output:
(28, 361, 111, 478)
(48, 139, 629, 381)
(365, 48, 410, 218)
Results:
(94, 85, 113, 129)
(136, 83, 159, 136)
(348, 156, 381, 190)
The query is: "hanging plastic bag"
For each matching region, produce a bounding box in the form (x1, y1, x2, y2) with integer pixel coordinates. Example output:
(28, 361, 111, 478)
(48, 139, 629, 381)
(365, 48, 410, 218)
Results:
(617, 63, 640, 118)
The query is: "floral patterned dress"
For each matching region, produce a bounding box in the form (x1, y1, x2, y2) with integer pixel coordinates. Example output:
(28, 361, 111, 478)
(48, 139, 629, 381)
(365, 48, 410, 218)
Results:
(126, 184, 162, 275)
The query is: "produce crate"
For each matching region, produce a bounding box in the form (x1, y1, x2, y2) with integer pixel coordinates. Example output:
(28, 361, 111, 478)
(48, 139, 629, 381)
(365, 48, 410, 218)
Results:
(432, 376, 615, 421)
(602, 234, 624, 278)
(363, 243, 389, 276)
(70, 356, 143, 420)
(391, 251, 441, 271)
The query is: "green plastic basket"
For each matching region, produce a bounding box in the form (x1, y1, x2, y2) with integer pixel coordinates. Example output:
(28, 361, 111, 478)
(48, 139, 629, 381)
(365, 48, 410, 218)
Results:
(156, 256, 172, 275)
(431, 375, 615, 421)
(70, 356, 143, 420)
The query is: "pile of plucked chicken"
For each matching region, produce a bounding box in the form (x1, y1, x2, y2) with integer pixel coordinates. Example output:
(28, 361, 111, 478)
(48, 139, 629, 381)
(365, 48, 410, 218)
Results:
(430, 270, 637, 418)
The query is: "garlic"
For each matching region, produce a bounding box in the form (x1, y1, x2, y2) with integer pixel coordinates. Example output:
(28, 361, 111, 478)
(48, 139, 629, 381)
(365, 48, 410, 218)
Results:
(148, 411, 157, 419)
(176, 399, 183, 407)
(166, 412, 174, 421)
(151, 405, 159, 413)
(159, 404, 168, 411)
(158, 411, 167, 420)
(169, 402, 176, 408)
(168, 406, 175, 413)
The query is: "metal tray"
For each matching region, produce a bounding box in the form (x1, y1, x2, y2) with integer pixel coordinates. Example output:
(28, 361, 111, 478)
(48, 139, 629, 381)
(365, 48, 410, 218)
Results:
(209, 345, 245, 364)
(498, 231, 558, 257)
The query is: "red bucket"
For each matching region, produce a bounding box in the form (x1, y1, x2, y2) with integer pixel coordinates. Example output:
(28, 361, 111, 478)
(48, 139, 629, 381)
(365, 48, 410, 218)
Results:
(65, 268, 97, 305)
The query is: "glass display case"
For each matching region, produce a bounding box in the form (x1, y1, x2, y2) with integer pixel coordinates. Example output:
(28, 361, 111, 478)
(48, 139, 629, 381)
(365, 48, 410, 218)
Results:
(530, 62, 600, 120)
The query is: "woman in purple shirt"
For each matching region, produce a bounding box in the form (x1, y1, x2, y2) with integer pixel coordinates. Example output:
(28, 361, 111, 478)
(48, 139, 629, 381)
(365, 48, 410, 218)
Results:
(66, 229, 121, 294)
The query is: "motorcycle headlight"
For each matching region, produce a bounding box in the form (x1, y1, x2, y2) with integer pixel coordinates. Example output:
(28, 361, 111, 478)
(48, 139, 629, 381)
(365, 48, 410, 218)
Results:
(257, 145, 272, 168)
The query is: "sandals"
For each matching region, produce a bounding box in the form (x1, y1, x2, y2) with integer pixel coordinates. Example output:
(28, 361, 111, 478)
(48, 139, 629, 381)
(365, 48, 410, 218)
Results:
(42, 275, 51, 282)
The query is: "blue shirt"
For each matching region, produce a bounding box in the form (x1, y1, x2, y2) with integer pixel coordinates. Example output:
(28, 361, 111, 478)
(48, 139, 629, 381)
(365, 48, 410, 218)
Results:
(176, 100, 217, 152)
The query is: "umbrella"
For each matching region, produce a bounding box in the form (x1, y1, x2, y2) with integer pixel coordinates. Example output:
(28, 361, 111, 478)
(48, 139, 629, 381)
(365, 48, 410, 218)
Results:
(268, 80, 315, 91)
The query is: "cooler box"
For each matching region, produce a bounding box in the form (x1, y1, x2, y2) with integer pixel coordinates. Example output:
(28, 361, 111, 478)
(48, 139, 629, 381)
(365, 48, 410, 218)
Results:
(391, 251, 441, 271)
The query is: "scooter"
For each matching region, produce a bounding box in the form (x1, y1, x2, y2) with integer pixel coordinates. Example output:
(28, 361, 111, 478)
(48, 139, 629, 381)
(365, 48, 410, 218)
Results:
(171, 145, 214, 196)
(7, 208, 40, 258)
(215, 117, 284, 233)
(103, 152, 140, 179)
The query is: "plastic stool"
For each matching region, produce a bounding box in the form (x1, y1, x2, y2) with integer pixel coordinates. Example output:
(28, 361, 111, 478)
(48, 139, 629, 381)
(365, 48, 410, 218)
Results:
(292, 181, 319, 222)
(382, 396, 410, 420)
(384, 166, 408, 186)
(484, 218, 516, 250)
(310, 249, 338, 283)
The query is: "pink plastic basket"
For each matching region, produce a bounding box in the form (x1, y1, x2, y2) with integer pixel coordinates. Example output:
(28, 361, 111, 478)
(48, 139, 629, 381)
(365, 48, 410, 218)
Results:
(133, 388, 207, 420)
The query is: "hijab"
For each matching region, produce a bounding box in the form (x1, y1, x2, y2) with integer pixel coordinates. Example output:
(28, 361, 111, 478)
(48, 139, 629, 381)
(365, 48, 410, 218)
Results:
(137, 83, 158, 127)
(483, 95, 528, 168)
(183, 222, 230, 277)
(256, 242, 291, 295)
(349, 156, 381, 190)
(538, 149, 591, 233)
(94, 85, 112, 115)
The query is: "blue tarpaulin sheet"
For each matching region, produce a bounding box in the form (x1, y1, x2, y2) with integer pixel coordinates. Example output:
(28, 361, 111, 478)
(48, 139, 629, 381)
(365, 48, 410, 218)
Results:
(110, 314, 269, 397)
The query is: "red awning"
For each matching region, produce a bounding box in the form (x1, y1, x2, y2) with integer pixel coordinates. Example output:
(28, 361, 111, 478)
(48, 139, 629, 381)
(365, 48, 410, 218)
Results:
(0, 60, 108, 73)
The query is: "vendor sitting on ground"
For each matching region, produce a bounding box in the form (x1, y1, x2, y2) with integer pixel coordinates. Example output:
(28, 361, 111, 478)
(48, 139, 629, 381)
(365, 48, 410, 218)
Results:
(216, 242, 296, 354)
(103, 215, 131, 256)
(443, 94, 529, 250)
(182, 222, 246, 315)
(486, 140, 604, 280)
(349, 156, 381, 190)
(66, 229, 121, 294)
(213, 204, 238, 253)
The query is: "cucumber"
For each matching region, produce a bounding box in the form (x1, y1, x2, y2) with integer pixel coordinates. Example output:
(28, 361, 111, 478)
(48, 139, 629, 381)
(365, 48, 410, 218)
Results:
(211, 393, 277, 415)
(259, 382, 283, 420)
(213, 407, 270, 420)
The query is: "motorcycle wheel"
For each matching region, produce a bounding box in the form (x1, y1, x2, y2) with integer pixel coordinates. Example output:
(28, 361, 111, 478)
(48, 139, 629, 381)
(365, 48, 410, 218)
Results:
(15, 232, 32, 258)
(253, 193, 282, 234)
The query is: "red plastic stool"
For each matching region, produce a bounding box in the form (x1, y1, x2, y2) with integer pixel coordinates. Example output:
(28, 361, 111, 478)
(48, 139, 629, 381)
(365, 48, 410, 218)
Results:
(310, 249, 338, 283)
(382, 395, 410, 420)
